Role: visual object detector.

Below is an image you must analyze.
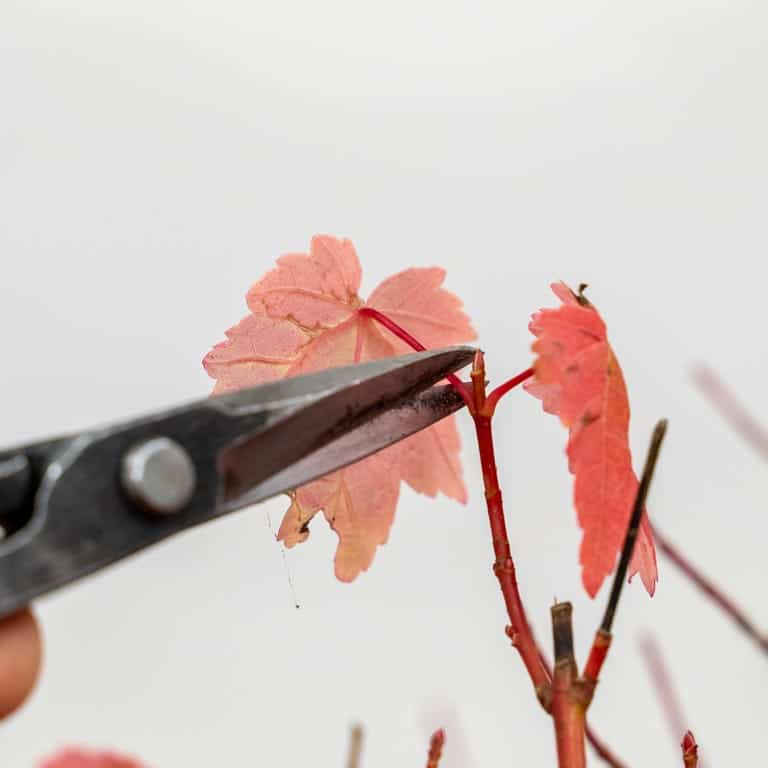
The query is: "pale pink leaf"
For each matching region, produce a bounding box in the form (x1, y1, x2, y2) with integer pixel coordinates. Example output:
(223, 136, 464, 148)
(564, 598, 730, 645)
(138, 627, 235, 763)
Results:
(205, 236, 476, 579)
(368, 267, 475, 350)
(285, 316, 395, 379)
(399, 416, 467, 503)
(203, 314, 309, 394)
(246, 235, 361, 328)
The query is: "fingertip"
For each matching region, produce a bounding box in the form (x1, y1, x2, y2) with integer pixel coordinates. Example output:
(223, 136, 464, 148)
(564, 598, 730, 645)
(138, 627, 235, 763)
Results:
(0, 608, 43, 718)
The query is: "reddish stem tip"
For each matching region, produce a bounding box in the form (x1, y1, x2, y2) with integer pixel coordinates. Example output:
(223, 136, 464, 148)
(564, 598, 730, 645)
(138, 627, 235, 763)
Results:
(426, 729, 446, 768)
(681, 730, 699, 767)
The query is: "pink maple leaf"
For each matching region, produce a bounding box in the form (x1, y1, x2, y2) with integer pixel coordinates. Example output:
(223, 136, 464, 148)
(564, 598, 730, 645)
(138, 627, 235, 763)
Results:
(204, 235, 476, 580)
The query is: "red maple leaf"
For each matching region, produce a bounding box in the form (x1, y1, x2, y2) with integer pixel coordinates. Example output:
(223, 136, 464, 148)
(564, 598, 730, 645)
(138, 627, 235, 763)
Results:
(203, 235, 476, 580)
(525, 282, 658, 597)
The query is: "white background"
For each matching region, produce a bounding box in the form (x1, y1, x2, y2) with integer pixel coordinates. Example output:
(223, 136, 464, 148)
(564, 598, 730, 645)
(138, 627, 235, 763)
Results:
(1, 1, 767, 766)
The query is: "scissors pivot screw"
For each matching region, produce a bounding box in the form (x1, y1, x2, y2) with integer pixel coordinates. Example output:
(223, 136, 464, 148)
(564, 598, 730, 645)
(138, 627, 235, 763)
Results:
(120, 437, 196, 516)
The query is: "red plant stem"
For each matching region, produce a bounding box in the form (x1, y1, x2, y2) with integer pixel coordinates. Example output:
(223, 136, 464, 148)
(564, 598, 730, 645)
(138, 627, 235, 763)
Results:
(681, 730, 699, 767)
(655, 529, 768, 655)
(485, 368, 534, 415)
(583, 630, 612, 687)
(470, 354, 550, 700)
(552, 666, 586, 768)
(361, 311, 570, 739)
(358, 306, 474, 410)
(539, 648, 629, 768)
(426, 729, 445, 768)
(476, 410, 551, 696)
(359, 306, 427, 352)
(360, 312, 547, 688)
(550, 603, 586, 768)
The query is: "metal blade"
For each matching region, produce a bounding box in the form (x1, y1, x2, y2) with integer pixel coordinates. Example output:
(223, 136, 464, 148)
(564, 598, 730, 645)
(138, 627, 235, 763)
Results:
(211, 346, 474, 418)
(223, 384, 464, 512)
(217, 347, 474, 505)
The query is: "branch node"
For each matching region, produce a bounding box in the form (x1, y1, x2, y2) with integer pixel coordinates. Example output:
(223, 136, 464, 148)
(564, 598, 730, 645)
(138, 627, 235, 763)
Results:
(505, 624, 520, 647)
(536, 683, 554, 712)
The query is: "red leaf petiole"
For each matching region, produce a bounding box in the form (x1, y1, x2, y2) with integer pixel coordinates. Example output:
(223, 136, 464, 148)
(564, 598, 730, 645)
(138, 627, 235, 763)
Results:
(485, 368, 534, 416)
(358, 307, 475, 411)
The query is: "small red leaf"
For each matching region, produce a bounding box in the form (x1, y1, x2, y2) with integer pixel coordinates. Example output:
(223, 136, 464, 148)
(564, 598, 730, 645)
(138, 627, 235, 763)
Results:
(205, 235, 476, 579)
(525, 282, 658, 597)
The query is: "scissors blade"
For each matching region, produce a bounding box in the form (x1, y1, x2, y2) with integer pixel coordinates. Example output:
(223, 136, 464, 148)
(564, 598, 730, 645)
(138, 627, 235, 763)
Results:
(215, 346, 475, 506)
(223, 383, 465, 513)
(0, 347, 474, 617)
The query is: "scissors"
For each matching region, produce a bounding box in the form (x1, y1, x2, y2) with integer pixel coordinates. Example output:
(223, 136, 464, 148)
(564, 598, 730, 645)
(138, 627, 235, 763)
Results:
(0, 346, 474, 620)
